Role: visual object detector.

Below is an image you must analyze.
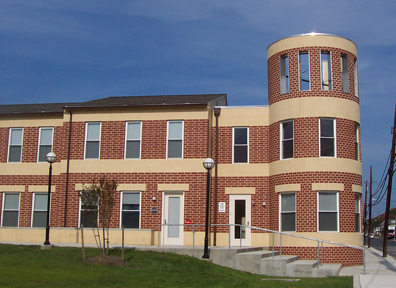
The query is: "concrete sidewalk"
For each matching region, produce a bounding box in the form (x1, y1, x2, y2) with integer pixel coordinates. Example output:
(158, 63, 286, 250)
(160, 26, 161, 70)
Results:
(340, 247, 396, 288)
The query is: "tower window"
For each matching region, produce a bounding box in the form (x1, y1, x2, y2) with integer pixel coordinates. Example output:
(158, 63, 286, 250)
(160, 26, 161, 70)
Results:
(299, 51, 310, 91)
(280, 55, 289, 94)
(321, 51, 332, 91)
(341, 54, 349, 93)
(354, 59, 359, 97)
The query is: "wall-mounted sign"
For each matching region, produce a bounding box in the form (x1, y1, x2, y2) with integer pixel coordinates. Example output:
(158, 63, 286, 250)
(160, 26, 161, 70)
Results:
(219, 202, 226, 213)
(151, 207, 158, 214)
(185, 219, 191, 225)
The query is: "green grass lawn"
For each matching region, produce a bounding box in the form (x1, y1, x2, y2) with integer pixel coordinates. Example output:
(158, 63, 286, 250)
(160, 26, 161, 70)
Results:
(0, 244, 352, 287)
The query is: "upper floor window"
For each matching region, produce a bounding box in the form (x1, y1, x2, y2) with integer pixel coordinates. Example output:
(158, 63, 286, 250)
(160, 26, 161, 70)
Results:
(1, 193, 20, 227)
(318, 191, 339, 232)
(8, 128, 23, 163)
(38, 127, 54, 162)
(280, 55, 289, 94)
(32, 193, 48, 227)
(320, 118, 336, 157)
(280, 193, 296, 232)
(354, 59, 359, 97)
(299, 51, 310, 91)
(85, 122, 101, 159)
(233, 127, 248, 163)
(341, 53, 349, 93)
(167, 121, 183, 159)
(355, 123, 359, 161)
(321, 51, 332, 91)
(125, 122, 141, 159)
(355, 193, 361, 233)
(121, 192, 140, 228)
(281, 120, 293, 159)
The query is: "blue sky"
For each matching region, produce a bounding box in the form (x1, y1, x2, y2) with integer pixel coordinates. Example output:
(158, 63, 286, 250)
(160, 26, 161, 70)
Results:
(1, 1, 395, 215)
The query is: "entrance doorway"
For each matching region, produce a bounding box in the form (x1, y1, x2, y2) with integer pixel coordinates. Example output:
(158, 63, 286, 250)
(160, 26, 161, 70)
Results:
(229, 194, 251, 246)
(162, 192, 184, 245)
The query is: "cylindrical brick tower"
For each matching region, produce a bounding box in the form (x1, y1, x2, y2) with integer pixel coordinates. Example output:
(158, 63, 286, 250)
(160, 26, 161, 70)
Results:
(267, 33, 362, 266)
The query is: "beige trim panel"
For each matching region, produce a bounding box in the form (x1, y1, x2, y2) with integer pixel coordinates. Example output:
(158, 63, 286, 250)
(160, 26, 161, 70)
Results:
(0, 185, 25, 192)
(312, 183, 344, 191)
(0, 117, 64, 128)
(218, 164, 269, 177)
(270, 158, 361, 176)
(0, 163, 63, 176)
(352, 185, 362, 193)
(267, 34, 357, 59)
(29, 185, 56, 192)
(225, 187, 255, 195)
(216, 107, 269, 127)
(269, 97, 360, 124)
(270, 232, 362, 247)
(118, 184, 147, 191)
(275, 184, 301, 193)
(71, 107, 208, 122)
(158, 184, 189, 191)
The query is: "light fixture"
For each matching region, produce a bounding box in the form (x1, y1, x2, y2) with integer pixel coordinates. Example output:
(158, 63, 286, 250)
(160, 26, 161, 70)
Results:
(44, 152, 57, 246)
(202, 158, 215, 259)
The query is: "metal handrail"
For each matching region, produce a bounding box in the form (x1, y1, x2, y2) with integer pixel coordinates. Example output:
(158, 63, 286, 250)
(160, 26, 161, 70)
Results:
(157, 222, 366, 274)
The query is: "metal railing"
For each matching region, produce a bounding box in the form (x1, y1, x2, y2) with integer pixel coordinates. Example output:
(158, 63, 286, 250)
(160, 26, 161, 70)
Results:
(157, 223, 366, 274)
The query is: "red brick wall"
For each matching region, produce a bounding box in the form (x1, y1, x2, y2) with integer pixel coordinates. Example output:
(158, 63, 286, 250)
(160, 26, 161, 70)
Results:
(101, 121, 125, 159)
(184, 119, 208, 159)
(268, 47, 359, 105)
(22, 127, 38, 163)
(0, 127, 8, 163)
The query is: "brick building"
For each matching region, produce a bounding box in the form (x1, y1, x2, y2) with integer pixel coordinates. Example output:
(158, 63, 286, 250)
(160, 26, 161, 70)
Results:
(0, 34, 362, 265)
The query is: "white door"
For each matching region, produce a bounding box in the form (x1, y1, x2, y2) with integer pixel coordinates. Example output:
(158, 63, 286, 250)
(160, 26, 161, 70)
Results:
(162, 192, 184, 245)
(229, 194, 251, 246)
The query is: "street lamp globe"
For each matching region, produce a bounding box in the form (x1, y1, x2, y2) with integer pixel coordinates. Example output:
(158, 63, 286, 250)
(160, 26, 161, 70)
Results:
(45, 152, 57, 164)
(203, 158, 215, 170)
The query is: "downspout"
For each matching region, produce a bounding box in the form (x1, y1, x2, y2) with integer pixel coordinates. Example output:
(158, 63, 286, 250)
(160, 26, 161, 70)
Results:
(64, 109, 72, 227)
(213, 107, 221, 246)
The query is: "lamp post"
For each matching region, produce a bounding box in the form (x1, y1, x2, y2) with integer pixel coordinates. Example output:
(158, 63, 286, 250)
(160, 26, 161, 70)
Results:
(44, 152, 57, 246)
(202, 158, 214, 259)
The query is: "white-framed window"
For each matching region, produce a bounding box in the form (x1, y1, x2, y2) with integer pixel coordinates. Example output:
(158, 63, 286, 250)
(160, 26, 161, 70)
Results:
(84, 122, 101, 159)
(38, 127, 54, 162)
(1, 193, 20, 227)
(79, 198, 98, 228)
(233, 127, 248, 163)
(321, 51, 332, 91)
(167, 121, 183, 159)
(280, 193, 296, 232)
(8, 128, 23, 163)
(320, 118, 336, 157)
(281, 120, 293, 159)
(125, 122, 141, 159)
(280, 54, 289, 94)
(31, 193, 48, 227)
(299, 51, 310, 91)
(355, 193, 361, 233)
(355, 123, 359, 161)
(354, 58, 359, 97)
(318, 191, 339, 232)
(120, 192, 140, 228)
(341, 53, 349, 93)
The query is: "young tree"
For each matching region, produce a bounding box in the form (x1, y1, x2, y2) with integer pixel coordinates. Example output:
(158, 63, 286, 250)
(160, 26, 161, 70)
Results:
(80, 176, 118, 257)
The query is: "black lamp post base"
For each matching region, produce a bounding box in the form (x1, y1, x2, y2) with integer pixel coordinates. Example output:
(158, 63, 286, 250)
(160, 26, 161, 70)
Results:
(41, 244, 54, 250)
(202, 238, 210, 258)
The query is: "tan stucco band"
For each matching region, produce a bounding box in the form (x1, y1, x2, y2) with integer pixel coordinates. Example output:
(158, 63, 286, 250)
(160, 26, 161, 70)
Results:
(275, 184, 301, 193)
(267, 34, 357, 59)
(270, 232, 362, 247)
(216, 107, 269, 127)
(270, 158, 361, 176)
(312, 183, 344, 191)
(0, 185, 25, 192)
(225, 187, 255, 195)
(269, 97, 360, 124)
(158, 184, 189, 191)
(70, 107, 208, 122)
(218, 164, 269, 177)
(118, 184, 147, 191)
(0, 117, 64, 128)
(0, 162, 63, 176)
(352, 185, 362, 193)
(28, 185, 56, 192)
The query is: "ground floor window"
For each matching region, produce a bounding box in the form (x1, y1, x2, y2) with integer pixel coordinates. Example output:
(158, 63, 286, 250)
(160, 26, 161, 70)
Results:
(79, 198, 98, 228)
(1, 193, 20, 227)
(32, 193, 48, 227)
(280, 193, 296, 231)
(121, 192, 140, 228)
(318, 191, 338, 232)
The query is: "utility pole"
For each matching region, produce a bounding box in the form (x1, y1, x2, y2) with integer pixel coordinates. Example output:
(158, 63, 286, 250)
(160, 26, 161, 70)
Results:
(368, 166, 373, 248)
(383, 103, 396, 257)
(363, 180, 368, 245)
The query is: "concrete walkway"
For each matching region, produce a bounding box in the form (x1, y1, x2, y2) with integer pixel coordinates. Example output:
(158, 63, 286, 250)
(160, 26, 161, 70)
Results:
(340, 247, 396, 288)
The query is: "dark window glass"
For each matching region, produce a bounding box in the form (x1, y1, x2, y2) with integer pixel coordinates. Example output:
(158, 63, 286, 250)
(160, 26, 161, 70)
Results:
(233, 128, 248, 163)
